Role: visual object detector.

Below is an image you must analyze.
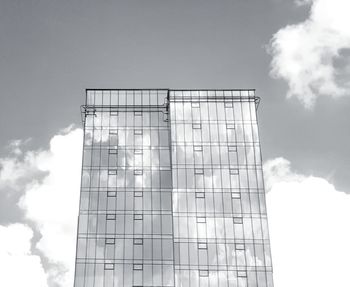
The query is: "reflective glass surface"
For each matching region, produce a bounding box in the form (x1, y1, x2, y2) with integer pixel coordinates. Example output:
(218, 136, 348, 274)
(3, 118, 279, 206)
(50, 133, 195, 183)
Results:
(74, 90, 273, 287)
(169, 91, 273, 287)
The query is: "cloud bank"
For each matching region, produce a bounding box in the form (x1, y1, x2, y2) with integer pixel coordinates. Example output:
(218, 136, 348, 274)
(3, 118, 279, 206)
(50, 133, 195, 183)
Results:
(268, 0, 350, 108)
(264, 157, 350, 287)
(1, 127, 350, 287)
(0, 223, 47, 287)
(0, 127, 83, 287)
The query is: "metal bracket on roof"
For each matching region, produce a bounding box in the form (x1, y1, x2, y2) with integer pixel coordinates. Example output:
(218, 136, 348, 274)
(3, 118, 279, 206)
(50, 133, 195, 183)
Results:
(80, 105, 97, 125)
(254, 97, 261, 110)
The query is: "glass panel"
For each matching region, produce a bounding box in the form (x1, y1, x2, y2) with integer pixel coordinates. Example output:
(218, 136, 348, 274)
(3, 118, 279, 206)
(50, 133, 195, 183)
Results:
(76, 90, 273, 287)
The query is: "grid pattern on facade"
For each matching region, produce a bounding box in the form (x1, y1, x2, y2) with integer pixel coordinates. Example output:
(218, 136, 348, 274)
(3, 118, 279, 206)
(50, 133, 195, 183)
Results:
(75, 90, 174, 287)
(169, 91, 273, 287)
(74, 89, 274, 287)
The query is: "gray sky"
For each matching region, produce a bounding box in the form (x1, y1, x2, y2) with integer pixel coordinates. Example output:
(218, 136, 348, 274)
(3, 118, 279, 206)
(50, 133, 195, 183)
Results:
(1, 0, 348, 191)
(0, 1, 350, 286)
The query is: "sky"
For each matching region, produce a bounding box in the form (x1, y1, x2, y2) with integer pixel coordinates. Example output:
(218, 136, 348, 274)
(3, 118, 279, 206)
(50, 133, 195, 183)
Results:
(0, 0, 349, 286)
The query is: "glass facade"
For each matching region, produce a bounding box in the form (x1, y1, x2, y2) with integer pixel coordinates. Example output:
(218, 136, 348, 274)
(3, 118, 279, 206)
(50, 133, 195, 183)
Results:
(74, 90, 273, 287)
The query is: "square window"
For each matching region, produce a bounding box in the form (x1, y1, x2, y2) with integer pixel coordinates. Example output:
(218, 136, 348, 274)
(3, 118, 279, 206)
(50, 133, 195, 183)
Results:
(134, 214, 143, 220)
(198, 242, 208, 249)
(105, 237, 115, 245)
(106, 214, 116, 220)
(195, 192, 205, 198)
(192, 123, 201, 129)
(237, 271, 247, 278)
(193, 145, 203, 152)
(197, 217, 206, 223)
(109, 148, 118, 154)
(133, 238, 143, 245)
(134, 149, 143, 154)
(134, 169, 143, 175)
(192, 102, 200, 108)
(134, 111, 142, 116)
(227, 123, 235, 129)
(134, 191, 143, 197)
(230, 169, 239, 175)
(109, 130, 118, 136)
(235, 243, 245, 250)
(231, 192, 241, 199)
(195, 169, 204, 175)
(233, 216, 243, 224)
(199, 269, 209, 277)
(225, 102, 233, 107)
(134, 130, 143, 135)
(104, 263, 114, 270)
(110, 110, 118, 116)
(228, 145, 237, 152)
(133, 264, 143, 270)
(108, 169, 117, 175)
(107, 191, 117, 197)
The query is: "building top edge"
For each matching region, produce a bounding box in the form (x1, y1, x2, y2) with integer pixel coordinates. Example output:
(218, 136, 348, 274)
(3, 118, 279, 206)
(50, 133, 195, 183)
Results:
(85, 89, 256, 92)
(84, 89, 259, 107)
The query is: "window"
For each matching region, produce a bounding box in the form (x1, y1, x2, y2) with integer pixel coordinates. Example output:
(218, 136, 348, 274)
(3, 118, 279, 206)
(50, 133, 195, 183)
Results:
(107, 191, 116, 197)
(134, 214, 143, 220)
(198, 242, 208, 249)
(110, 110, 118, 116)
(104, 263, 114, 270)
(106, 214, 116, 220)
(134, 149, 143, 154)
(134, 111, 142, 116)
(193, 145, 203, 152)
(109, 148, 118, 154)
(237, 271, 247, 278)
(199, 269, 209, 277)
(225, 102, 233, 107)
(108, 169, 117, 175)
(228, 145, 237, 152)
(105, 238, 115, 245)
(227, 123, 235, 129)
(133, 238, 143, 245)
(134, 130, 143, 135)
(133, 264, 143, 270)
(197, 217, 206, 223)
(235, 243, 245, 250)
(192, 102, 200, 108)
(233, 216, 243, 224)
(231, 192, 241, 199)
(192, 123, 201, 129)
(195, 169, 204, 175)
(134, 191, 143, 197)
(230, 169, 239, 175)
(195, 192, 205, 198)
(134, 169, 143, 175)
(109, 130, 118, 136)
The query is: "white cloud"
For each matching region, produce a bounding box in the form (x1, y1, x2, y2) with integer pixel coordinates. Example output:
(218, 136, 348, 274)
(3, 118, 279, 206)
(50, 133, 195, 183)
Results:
(0, 149, 48, 191)
(264, 157, 350, 287)
(7, 138, 32, 155)
(0, 224, 48, 287)
(0, 126, 83, 287)
(268, 0, 350, 108)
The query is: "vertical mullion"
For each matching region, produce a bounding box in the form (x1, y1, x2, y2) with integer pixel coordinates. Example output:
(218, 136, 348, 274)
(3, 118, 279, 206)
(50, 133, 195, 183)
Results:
(215, 95, 229, 286)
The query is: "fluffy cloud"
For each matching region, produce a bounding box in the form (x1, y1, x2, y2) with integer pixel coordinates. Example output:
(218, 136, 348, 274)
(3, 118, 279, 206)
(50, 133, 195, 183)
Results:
(0, 149, 48, 191)
(0, 127, 83, 287)
(268, 0, 350, 108)
(0, 224, 48, 287)
(264, 157, 350, 287)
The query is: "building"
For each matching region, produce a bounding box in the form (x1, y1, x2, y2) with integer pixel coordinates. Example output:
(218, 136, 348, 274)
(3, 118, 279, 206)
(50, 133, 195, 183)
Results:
(74, 89, 274, 287)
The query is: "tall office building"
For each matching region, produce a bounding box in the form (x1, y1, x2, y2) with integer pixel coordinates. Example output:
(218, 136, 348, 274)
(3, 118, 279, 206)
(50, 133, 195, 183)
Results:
(74, 90, 273, 287)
